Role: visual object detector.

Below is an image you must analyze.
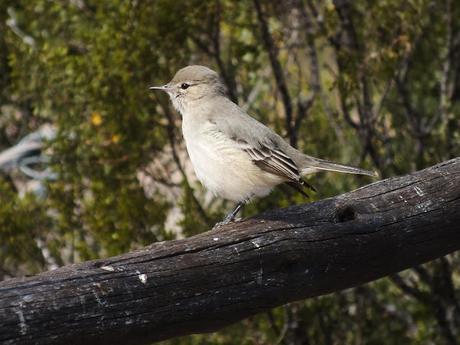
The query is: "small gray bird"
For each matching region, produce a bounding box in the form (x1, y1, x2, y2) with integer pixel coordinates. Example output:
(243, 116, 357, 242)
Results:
(150, 65, 376, 226)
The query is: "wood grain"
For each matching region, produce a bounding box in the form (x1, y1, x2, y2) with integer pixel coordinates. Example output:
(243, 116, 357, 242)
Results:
(1, 158, 460, 345)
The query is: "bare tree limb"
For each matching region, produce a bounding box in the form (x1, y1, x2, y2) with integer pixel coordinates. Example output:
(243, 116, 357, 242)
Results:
(1, 158, 460, 345)
(332, 0, 383, 171)
(292, 0, 320, 133)
(253, 0, 296, 147)
(431, 0, 454, 134)
(190, 1, 238, 103)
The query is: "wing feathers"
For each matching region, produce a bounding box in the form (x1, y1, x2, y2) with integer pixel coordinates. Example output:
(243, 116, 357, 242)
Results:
(244, 145, 300, 182)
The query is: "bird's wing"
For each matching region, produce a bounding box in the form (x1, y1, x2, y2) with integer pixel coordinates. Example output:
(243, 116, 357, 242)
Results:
(235, 138, 316, 196)
(243, 143, 300, 182)
(210, 106, 305, 185)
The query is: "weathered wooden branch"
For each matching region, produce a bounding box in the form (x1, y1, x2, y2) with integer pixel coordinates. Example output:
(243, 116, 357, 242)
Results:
(1, 158, 460, 345)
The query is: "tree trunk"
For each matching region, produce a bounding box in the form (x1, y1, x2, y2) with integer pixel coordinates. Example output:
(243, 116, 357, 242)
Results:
(1, 158, 460, 345)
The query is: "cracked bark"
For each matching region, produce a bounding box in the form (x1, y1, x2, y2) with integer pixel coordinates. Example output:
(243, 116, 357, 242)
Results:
(1, 158, 460, 345)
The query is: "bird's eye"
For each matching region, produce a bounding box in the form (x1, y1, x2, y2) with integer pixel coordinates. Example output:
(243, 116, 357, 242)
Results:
(180, 83, 190, 90)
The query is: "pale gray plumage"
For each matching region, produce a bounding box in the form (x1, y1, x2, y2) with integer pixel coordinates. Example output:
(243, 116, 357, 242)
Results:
(150, 65, 376, 224)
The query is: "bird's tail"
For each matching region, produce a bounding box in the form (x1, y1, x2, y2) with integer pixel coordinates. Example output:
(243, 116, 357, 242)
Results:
(302, 158, 378, 177)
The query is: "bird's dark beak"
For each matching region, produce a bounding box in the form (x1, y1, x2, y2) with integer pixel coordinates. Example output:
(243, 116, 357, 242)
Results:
(149, 84, 171, 92)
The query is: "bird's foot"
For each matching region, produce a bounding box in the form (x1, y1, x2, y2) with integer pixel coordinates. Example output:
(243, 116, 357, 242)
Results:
(212, 201, 246, 230)
(212, 221, 227, 230)
(212, 217, 242, 230)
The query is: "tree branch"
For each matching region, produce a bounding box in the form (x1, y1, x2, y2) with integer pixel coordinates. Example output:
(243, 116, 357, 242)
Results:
(253, 0, 296, 147)
(190, 1, 238, 103)
(1, 158, 460, 345)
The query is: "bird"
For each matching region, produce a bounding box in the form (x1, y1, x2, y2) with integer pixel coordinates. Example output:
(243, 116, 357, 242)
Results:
(150, 65, 376, 227)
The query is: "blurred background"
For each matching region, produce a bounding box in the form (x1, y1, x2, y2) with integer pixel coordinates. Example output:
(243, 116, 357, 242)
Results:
(1, 0, 460, 344)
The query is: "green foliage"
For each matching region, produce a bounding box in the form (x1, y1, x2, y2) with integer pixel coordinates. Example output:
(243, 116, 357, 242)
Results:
(0, 177, 49, 275)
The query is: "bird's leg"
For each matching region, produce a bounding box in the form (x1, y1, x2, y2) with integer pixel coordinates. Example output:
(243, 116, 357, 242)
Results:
(213, 201, 246, 229)
(223, 201, 245, 223)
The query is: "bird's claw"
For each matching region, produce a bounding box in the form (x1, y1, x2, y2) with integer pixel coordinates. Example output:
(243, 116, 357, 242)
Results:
(212, 217, 242, 230)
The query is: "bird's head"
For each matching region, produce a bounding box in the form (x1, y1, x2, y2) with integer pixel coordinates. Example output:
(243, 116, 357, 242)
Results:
(150, 65, 227, 114)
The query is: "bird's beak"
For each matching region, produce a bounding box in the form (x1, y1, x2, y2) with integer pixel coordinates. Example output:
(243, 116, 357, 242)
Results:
(149, 84, 171, 92)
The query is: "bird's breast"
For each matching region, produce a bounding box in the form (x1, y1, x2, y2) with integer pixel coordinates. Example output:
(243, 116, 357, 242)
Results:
(182, 121, 282, 201)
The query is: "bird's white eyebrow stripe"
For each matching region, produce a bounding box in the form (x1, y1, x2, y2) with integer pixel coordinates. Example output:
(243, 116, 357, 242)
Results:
(174, 81, 200, 87)
(187, 80, 202, 86)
